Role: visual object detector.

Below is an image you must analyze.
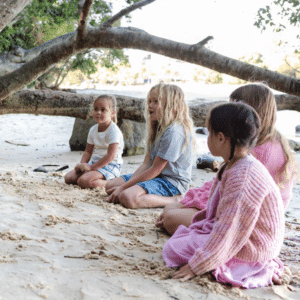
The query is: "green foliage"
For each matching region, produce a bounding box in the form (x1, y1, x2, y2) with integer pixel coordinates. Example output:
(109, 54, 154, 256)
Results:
(277, 53, 300, 77)
(0, 0, 134, 88)
(99, 49, 129, 71)
(255, 0, 300, 39)
(0, 0, 79, 52)
(239, 53, 269, 69)
(205, 71, 223, 84)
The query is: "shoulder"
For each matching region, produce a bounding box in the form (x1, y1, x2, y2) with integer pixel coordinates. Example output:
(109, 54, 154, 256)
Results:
(106, 122, 123, 139)
(253, 139, 284, 157)
(88, 124, 98, 134)
(163, 123, 188, 138)
(106, 122, 121, 134)
(224, 155, 274, 194)
(230, 155, 270, 179)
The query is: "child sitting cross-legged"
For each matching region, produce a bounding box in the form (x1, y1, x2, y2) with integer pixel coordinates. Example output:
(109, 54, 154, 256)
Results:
(64, 94, 124, 189)
(162, 102, 285, 288)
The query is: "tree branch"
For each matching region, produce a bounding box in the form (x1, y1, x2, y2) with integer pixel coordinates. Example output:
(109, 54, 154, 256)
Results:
(284, 57, 300, 74)
(1, 26, 300, 100)
(0, 0, 33, 32)
(102, 0, 156, 27)
(195, 36, 214, 47)
(76, 0, 94, 45)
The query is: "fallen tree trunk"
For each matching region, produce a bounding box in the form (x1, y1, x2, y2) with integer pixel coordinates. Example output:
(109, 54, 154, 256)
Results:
(1, 89, 300, 127)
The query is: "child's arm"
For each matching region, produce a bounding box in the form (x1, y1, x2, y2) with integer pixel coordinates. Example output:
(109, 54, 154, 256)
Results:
(88, 143, 119, 170)
(75, 143, 94, 173)
(129, 151, 151, 179)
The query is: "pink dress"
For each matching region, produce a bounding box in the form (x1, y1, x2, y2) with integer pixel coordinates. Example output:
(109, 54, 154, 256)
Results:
(163, 155, 284, 288)
(181, 139, 294, 210)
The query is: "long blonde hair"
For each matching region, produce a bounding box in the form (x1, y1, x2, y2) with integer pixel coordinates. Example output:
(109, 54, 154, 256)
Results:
(145, 84, 194, 151)
(94, 94, 117, 123)
(230, 82, 299, 182)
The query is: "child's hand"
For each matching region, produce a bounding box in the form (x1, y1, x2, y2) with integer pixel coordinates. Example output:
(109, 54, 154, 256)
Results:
(155, 214, 164, 228)
(106, 186, 124, 204)
(172, 264, 195, 282)
(75, 163, 83, 173)
(75, 163, 91, 173)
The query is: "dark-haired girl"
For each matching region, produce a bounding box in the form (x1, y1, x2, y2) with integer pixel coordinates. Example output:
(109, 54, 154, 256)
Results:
(162, 102, 285, 288)
(156, 82, 299, 235)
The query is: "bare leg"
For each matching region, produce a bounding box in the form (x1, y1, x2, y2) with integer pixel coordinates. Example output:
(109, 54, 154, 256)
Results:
(161, 208, 200, 235)
(119, 185, 180, 209)
(105, 177, 126, 194)
(77, 171, 107, 189)
(65, 169, 81, 185)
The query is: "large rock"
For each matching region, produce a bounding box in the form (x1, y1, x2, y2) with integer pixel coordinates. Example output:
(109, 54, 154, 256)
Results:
(69, 117, 96, 151)
(69, 118, 147, 155)
(120, 119, 146, 156)
(288, 139, 300, 152)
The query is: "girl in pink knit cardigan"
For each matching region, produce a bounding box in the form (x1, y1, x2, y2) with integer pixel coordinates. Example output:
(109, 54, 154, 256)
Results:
(156, 82, 299, 235)
(162, 102, 285, 288)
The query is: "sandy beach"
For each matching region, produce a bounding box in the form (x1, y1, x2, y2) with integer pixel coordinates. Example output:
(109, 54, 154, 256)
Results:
(0, 110, 300, 299)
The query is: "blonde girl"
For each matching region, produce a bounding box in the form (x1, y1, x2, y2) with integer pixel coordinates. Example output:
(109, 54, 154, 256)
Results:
(65, 94, 124, 189)
(163, 102, 285, 288)
(105, 84, 194, 209)
(156, 82, 299, 234)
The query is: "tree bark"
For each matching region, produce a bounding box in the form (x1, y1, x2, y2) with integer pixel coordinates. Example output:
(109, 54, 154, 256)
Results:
(0, 0, 32, 32)
(2, 0, 300, 101)
(2, 89, 299, 127)
(1, 25, 300, 101)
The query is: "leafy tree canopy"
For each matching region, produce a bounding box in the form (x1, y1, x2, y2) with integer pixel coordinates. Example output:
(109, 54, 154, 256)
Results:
(255, 0, 300, 40)
(0, 0, 136, 88)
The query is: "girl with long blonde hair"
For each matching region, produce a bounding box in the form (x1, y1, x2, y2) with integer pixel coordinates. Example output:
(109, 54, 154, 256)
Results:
(156, 82, 299, 234)
(105, 84, 194, 209)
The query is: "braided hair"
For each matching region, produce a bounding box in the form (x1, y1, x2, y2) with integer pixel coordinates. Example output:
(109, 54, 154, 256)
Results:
(206, 102, 260, 180)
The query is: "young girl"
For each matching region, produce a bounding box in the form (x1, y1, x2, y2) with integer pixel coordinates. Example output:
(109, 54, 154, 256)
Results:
(64, 94, 124, 189)
(163, 102, 285, 288)
(156, 82, 299, 234)
(105, 83, 194, 209)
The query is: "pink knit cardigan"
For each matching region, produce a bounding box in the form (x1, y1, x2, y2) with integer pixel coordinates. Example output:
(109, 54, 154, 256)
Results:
(188, 155, 285, 275)
(182, 139, 294, 210)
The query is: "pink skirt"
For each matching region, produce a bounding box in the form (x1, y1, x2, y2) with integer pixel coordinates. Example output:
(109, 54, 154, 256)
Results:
(212, 257, 284, 289)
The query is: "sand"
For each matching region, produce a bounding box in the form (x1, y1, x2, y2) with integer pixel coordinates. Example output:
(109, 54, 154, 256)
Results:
(0, 113, 300, 300)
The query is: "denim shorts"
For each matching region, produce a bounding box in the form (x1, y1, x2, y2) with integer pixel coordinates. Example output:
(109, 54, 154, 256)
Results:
(89, 161, 122, 180)
(122, 174, 180, 196)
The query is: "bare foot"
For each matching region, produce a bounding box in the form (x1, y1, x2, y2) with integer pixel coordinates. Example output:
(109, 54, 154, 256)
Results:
(272, 274, 282, 285)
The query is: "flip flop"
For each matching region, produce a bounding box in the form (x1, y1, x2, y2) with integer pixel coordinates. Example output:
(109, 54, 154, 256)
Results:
(55, 165, 69, 172)
(33, 166, 48, 173)
(5, 140, 30, 146)
(33, 165, 69, 173)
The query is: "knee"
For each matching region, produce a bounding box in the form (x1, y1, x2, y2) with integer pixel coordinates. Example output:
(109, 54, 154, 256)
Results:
(162, 210, 174, 227)
(64, 172, 74, 185)
(105, 180, 113, 193)
(64, 175, 71, 184)
(77, 176, 90, 189)
(161, 210, 179, 235)
(119, 190, 139, 209)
